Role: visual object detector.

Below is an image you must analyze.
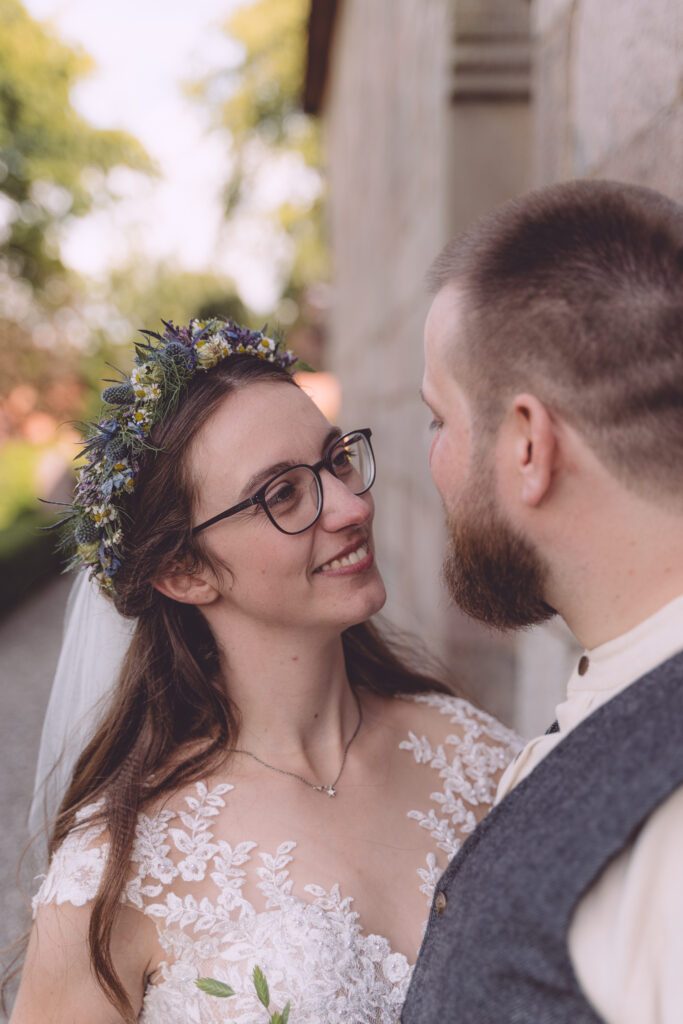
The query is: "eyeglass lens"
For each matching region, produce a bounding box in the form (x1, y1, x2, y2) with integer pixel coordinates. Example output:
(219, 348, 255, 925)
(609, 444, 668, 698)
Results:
(262, 432, 373, 534)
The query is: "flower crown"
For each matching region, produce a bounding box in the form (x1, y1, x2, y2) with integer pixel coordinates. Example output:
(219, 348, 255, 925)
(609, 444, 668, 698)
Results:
(58, 317, 299, 595)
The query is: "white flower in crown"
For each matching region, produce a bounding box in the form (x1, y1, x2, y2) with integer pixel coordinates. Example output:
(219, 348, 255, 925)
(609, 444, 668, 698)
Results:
(196, 339, 224, 369)
(129, 407, 153, 429)
(142, 383, 162, 402)
(91, 504, 117, 525)
(132, 362, 164, 386)
(208, 330, 229, 350)
(59, 317, 299, 596)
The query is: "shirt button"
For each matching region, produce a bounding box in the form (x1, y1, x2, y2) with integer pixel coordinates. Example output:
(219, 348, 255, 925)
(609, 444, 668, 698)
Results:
(578, 655, 590, 676)
(434, 891, 447, 915)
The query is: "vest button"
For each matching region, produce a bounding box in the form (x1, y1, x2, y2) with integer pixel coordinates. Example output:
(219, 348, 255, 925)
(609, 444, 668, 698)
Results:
(434, 891, 447, 915)
(578, 655, 590, 676)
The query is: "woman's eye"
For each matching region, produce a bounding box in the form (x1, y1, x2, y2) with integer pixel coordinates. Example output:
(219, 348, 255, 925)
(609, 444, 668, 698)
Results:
(332, 447, 354, 469)
(268, 483, 296, 507)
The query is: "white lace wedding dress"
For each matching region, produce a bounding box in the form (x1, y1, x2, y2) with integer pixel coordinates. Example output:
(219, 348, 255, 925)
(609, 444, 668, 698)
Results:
(32, 693, 520, 1023)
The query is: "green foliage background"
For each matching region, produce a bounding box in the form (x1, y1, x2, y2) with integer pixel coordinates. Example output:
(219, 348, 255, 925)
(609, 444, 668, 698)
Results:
(0, 0, 327, 602)
(0, 0, 153, 291)
(192, 0, 328, 297)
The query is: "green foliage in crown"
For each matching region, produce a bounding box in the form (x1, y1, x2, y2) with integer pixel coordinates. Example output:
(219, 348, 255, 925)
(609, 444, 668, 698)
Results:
(55, 317, 299, 596)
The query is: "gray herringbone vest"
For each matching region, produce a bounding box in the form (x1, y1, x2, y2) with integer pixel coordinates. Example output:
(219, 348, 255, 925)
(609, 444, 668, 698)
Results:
(402, 650, 683, 1024)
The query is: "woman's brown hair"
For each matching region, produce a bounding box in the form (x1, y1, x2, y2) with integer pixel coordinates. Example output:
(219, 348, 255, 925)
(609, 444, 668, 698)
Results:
(12, 355, 452, 1021)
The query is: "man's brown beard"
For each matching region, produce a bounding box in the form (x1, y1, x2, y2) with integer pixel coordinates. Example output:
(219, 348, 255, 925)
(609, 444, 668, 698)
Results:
(442, 468, 556, 632)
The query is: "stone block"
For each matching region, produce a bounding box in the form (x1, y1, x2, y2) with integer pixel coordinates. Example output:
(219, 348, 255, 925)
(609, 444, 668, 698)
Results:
(533, 5, 573, 184)
(447, 103, 532, 228)
(533, 0, 576, 36)
(593, 102, 683, 202)
(572, 0, 682, 175)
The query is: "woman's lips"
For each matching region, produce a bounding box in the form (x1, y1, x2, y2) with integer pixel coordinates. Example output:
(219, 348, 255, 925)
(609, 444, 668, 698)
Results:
(315, 547, 375, 577)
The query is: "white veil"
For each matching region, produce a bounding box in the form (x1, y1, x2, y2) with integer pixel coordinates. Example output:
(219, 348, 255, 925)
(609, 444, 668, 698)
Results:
(29, 570, 136, 836)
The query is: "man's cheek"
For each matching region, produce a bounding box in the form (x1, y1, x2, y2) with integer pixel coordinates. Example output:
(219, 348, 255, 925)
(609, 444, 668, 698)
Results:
(428, 431, 439, 469)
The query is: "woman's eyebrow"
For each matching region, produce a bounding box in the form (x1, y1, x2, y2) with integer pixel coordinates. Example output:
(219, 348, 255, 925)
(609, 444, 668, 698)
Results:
(239, 426, 343, 498)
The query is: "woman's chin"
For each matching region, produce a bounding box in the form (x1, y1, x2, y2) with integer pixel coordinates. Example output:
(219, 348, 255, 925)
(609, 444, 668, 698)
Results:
(340, 574, 387, 628)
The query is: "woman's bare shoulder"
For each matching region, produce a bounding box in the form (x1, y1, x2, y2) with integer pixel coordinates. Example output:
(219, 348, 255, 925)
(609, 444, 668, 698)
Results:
(365, 687, 520, 751)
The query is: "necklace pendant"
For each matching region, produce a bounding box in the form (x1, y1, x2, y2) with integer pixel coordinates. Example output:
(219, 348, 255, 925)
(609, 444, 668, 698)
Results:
(325, 785, 336, 797)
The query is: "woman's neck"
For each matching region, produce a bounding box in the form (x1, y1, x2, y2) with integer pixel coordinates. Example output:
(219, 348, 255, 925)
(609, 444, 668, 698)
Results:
(212, 615, 360, 782)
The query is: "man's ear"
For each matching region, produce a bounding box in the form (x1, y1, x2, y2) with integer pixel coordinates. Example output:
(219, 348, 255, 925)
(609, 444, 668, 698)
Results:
(510, 393, 558, 507)
(153, 564, 221, 606)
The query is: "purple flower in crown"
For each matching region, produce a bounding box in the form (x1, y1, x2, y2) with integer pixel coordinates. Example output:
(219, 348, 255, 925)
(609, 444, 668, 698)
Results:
(100, 477, 114, 500)
(75, 475, 100, 507)
(57, 315, 301, 595)
(98, 539, 122, 578)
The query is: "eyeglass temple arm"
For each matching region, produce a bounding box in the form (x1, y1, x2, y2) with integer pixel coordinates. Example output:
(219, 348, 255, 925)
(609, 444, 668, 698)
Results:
(192, 494, 260, 534)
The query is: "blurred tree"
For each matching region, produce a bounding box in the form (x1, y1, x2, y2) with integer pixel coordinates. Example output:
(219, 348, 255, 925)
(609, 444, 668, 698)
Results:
(106, 261, 251, 337)
(0, 0, 153, 294)
(190, 0, 328, 307)
(0, 262, 253, 445)
(75, 262, 250, 423)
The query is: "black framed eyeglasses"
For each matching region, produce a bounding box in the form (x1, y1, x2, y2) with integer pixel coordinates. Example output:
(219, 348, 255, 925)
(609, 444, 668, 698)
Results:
(192, 428, 375, 536)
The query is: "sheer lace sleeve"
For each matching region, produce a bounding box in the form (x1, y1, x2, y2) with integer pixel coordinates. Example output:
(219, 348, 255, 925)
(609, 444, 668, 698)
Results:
(399, 692, 522, 866)
(32, 800, 108, 914)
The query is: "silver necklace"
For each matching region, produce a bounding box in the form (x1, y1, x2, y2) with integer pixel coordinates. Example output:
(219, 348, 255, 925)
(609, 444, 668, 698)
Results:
(227, 690, 363, 798)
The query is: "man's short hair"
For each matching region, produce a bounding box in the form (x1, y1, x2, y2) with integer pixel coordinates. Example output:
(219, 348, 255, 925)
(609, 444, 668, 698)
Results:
(429, 180, 683, 499)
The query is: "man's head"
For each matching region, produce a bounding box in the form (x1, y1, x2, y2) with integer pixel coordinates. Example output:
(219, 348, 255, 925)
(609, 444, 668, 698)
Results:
(422, 180, 683, 632)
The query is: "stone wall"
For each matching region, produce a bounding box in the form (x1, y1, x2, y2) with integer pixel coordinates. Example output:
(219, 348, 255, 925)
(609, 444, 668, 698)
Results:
(316, 0, 680, 733)
(323, 0, 457, 686)
(321, 0, 532, 724)
(512, 0, 683, 735)
(534, 0, 683, 195)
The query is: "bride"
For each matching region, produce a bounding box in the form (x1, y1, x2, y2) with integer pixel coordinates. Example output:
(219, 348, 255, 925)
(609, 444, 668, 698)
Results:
(9, 317, 519, 1023)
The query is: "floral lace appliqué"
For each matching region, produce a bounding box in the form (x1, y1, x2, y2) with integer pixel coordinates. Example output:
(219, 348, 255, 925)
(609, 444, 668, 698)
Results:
(33, 693, 520, 1023)
(400, 692, 522, 897)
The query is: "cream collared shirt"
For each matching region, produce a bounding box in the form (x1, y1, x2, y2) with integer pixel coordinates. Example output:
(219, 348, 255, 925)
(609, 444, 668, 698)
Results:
(496, 595, 683, 1024)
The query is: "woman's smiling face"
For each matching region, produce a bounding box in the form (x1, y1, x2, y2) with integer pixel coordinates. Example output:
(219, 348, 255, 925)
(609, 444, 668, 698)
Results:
(188, 380, 386, 633)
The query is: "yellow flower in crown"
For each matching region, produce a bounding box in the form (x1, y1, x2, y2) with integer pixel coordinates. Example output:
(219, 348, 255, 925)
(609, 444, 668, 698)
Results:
(52, 317, 301, 595)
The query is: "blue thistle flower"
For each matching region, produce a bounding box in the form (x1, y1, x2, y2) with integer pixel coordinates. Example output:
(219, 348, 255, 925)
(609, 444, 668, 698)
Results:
(104, 436, 128, 463)
(161, 341, 193, 367)
(102, 383, 134, 406)
(75, 519, 100, 545)
(65, 315, 298, 596)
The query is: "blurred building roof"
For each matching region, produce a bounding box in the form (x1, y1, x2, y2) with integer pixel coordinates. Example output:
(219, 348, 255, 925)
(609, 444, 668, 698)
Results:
(303, 0, 340, 114)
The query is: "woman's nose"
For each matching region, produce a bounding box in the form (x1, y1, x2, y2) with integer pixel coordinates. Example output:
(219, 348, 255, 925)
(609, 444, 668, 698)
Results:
(318, 469, 372, 531)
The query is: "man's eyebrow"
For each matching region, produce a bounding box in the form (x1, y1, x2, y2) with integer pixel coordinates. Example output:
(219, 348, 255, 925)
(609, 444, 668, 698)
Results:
(239, 426, 343, 498)
(419, 387, 432, 407)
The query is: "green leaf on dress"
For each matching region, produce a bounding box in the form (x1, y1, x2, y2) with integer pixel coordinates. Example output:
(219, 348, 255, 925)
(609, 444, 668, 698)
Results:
(195, 977, 236, 998)
(253, 965, 270, 1008)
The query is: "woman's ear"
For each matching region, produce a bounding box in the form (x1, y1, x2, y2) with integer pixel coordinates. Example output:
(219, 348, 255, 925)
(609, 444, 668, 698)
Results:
(153, 564, 221, 606)
(511, 393, 558, 507)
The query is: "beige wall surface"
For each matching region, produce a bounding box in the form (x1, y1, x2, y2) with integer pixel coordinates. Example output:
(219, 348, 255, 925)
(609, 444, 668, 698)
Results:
(318, 0, 679, 734)
(520, 0, 683, 732)
(534, 0, 683, 194)
(322, 0, 531, 724)
(324, 0, 461, 685)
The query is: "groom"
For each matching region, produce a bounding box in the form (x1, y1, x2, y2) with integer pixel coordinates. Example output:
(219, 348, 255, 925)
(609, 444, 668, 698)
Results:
(403, 180, 683, 1023)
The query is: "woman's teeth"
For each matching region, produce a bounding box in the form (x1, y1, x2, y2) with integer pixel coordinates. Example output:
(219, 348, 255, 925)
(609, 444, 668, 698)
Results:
(318, 543, 368, 573)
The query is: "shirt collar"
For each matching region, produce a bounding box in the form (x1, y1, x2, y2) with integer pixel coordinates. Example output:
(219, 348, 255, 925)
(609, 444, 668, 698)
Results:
(567, 593, 683, 697)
